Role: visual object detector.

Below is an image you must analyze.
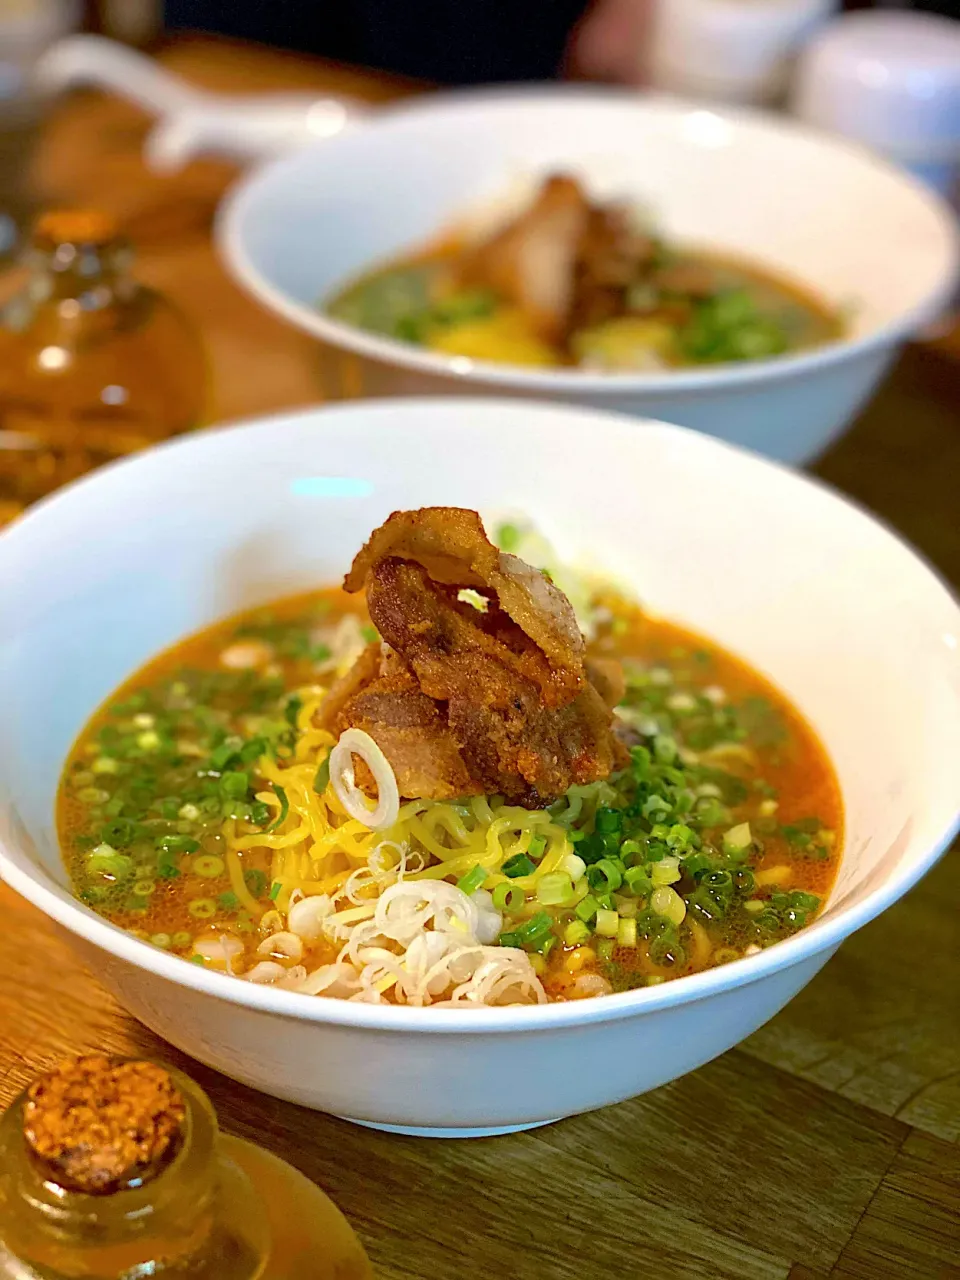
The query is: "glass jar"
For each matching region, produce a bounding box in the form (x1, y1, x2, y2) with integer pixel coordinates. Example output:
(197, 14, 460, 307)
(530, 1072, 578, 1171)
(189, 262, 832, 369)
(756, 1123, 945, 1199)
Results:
(0, 210, 206, 525)
(0, 1056, 373, 1279)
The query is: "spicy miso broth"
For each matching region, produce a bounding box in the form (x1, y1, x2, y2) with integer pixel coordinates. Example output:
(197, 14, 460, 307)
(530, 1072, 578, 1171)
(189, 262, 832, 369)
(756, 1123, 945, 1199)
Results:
(326, 173, 841, 373)
(59, 515, 842, 1008)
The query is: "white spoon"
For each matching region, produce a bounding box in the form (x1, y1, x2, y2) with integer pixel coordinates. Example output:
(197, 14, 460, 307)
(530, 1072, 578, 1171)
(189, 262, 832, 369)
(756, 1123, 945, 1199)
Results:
(35, 34, 370, 172)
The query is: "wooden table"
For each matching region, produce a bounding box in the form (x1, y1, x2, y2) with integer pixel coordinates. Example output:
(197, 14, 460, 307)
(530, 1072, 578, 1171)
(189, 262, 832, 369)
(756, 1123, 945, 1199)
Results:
(2, 37, 958, 1280)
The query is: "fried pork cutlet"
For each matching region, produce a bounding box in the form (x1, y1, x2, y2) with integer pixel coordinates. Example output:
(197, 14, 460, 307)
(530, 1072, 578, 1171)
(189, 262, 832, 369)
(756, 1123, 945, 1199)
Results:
(322, 507, 626, 808)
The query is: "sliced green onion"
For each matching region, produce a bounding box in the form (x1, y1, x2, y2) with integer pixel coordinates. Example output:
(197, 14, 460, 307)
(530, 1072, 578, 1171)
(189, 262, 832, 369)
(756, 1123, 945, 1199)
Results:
(515, 911, 554, 944)
(220, 770, 249, 799)
(595, 908, 620, 938)
(789, 890, 820, 911)
(157, 850, 181, 880)
(502, 853, 536, 879)
(172, 931, 192, 948)
(596, 938, 615, 962)
(560, 852, 587, 882)
(209, 739, 240, 771)
(569, 876, 590, 907)
(617, 917, 638, 948)
(651, 857, 681, 886)
(535, 873, 575, 907)
(244, 868, 268, 898)
(240, 736, 268, 765)
(264, 786, 289, 832)
(192, 854, 225, 879)
(532, 934, 558, 958)
(666, 824, 697, 852)
(269, 881, 282, 900)
(619, 839, 643, 864)
(587, 858, 623, 893)
(187, 898, 216, 919)
(723, 822, 752, 856)
(526, 834, 547, 860)
(456, 865, 487, 896)
(696, 796, 730, 827)
(492, 882, 525, 914)
(131, 879, 156, 898)
(313, 752, 331, 795)
(563, 919, 592, 947)
(575, 894, 600, 923)
(77, 786, 110, 805)
(150, 933, 172, 949)
(734, 868, 756, 894)
(651, 885, 686, 926)
(86, 845, 134, 881)
(595, 807, 622, 834)
(157, 835, 200, 855)
(624, 866, 652, 896)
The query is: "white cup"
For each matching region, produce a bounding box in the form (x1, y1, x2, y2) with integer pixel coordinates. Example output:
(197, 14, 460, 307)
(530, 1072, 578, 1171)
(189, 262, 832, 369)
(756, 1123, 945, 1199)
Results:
(793, 11, 960, 197)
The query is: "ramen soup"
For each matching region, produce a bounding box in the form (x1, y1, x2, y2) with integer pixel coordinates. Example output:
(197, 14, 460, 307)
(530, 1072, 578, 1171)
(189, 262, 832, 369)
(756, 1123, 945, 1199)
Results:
(60, 512, 842, 1007)
(327, 173, 841, 373)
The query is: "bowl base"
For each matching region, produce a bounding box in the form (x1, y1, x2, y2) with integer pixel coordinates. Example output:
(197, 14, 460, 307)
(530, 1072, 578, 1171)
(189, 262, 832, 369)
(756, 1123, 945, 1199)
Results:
(335, 1115, 563, 1138)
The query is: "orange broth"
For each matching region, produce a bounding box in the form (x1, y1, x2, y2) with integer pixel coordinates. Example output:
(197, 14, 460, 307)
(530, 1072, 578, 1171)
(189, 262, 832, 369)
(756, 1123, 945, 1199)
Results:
(58, 589, 842, 1001)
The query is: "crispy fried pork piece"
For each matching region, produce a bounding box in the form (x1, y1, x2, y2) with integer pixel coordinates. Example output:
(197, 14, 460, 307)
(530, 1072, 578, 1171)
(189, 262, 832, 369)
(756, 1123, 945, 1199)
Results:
(570, 203, 659, 334)
(334, 506, 627, 807)
(322, 644, 479, 801)
(344, 506, 584, 707)
(652, 260, 717, 298)
(585, 656, 626, 710)
(457, 174, 591, 343)
(317, 641, 382, 728)
(367, 558, 622, 804)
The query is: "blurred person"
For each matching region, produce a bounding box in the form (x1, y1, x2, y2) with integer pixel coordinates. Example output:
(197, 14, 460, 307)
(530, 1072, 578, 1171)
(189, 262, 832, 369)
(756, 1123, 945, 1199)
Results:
(162, 0, 958, 87)
(162, 0, 654, 85)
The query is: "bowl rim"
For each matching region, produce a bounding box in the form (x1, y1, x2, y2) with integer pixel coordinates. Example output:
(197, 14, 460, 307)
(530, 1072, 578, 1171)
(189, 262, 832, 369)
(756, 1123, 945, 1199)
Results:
(217, 84, 960, 395)
(1, 397, 959, 1033)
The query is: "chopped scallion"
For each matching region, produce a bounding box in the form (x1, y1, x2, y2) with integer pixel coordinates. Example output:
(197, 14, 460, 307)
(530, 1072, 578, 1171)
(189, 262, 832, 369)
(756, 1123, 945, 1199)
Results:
(535, 873, 575, 907)
(575, 894, 600, 923)
(501, 853, 536, 879)
(492, 882, 525, 914)
(456, 865, 487, 896)
(264, 785, 289, 832)
(594, 908, 620, 938)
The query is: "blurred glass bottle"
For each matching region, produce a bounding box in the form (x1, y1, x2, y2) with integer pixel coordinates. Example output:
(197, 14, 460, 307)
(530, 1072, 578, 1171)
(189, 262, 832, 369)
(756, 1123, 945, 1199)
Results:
(0, 209, 205, 525)
(0, 1055, 374, 1279)
(0, 1, 79, 262)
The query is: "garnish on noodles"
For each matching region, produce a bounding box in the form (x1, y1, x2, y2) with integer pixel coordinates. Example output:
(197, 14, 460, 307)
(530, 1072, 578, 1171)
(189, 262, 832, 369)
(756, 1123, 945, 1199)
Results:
(58, 510, 842, 1005)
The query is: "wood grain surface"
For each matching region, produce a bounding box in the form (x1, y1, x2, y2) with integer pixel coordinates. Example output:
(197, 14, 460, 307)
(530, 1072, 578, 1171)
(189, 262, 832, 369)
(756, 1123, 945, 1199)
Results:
(1, 36, 958, 1280)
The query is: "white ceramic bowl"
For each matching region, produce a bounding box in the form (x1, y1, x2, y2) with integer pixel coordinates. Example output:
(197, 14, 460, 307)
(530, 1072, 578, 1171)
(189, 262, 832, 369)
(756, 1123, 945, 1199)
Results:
(218, 89, 958, 466)
(1, 399, 958, 1138)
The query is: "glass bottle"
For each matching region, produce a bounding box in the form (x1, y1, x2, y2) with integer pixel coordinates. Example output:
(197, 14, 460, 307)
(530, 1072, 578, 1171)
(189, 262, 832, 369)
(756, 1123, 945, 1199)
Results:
(0, 210, 206, 526)
(0, 1056, 374, 1279)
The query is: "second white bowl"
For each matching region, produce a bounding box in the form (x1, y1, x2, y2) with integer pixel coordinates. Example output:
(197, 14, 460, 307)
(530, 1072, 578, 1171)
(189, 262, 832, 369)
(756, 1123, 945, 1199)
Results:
(219, 89, 959, 464)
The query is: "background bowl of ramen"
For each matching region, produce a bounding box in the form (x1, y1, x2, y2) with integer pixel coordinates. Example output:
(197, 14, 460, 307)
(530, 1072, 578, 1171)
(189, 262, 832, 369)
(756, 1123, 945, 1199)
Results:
(0, 398, 957, 1136)
(217, 89, 958, 467)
